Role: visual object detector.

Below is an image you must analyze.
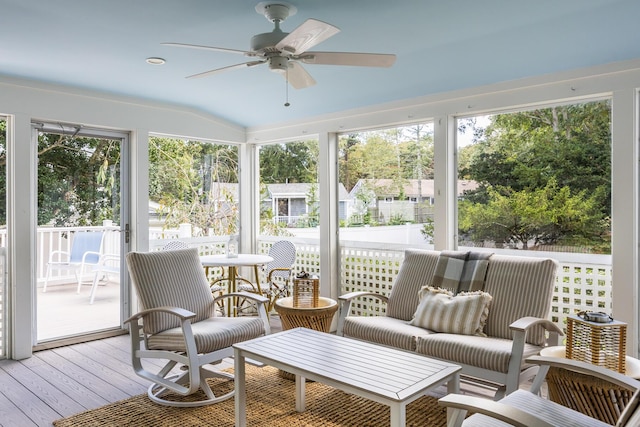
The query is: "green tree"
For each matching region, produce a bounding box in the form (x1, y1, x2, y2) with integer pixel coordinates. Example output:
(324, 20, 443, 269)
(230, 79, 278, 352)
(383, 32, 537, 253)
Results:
(259, 141, 318, 184)
(37, 132, 120, 227)
(149, 136, 239, 236)
(459, 101, 611, 252)
(459, 180, 606, 250)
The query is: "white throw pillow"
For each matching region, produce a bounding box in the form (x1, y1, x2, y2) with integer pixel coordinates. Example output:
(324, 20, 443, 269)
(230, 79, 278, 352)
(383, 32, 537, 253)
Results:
(409, 286, 492, 336)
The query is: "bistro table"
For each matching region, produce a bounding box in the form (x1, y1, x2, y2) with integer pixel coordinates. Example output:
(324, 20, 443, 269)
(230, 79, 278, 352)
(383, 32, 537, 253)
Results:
(200, 253, 273, 316)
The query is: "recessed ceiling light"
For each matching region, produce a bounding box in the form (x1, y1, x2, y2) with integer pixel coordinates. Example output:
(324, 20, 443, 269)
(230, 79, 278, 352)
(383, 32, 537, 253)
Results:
(146, 57, 166, 65)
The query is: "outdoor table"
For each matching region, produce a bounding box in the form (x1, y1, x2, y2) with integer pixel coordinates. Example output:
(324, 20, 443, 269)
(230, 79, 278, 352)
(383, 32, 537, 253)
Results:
(200, 253, 273, 316)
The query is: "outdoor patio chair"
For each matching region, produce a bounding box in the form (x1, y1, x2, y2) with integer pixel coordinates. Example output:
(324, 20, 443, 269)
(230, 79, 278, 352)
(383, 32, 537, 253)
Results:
(89, 253, 120, 304)
(125, 247, 270, 407)
(237, 240, 296, 310)
(43, 230, 105, 293)
(162, 240, 190, 251)
(439, 355, 640, 427)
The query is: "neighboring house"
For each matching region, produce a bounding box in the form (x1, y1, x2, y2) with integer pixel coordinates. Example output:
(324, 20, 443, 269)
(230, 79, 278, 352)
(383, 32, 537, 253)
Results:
(349, 179, 478, 224)
(263, 183, 351, 226)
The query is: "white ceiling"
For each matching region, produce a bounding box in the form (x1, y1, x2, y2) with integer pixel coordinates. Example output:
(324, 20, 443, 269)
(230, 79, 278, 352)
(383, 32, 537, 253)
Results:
(2, 0, 639, 128)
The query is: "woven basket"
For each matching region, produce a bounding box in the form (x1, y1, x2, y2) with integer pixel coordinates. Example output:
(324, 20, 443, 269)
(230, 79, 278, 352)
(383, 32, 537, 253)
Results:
(275, 297, 338, 332)
(546, 366, 635, 425)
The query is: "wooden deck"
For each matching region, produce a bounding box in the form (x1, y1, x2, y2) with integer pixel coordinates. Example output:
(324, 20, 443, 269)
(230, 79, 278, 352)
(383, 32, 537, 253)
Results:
(0, 320, 532, 427)
(37, 280, 122, 344)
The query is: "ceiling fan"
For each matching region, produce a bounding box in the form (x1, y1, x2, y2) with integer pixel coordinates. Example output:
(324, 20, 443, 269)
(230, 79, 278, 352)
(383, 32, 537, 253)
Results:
(162, 1, 396, 90)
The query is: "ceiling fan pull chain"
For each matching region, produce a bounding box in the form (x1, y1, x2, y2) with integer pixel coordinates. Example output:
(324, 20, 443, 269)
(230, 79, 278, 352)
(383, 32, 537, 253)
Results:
(284, 66, 290, 107)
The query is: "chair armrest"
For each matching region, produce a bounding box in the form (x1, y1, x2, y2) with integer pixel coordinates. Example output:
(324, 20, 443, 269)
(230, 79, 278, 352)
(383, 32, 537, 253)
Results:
(438, 394, 555, 427)
(510, 316, 564, 335)
(267, 267, 293, 282)
(124, 306, 196, 324)
(48, 250, 70, 262)
(339, 291, 389, 304)
(336, 291, 389, 336)
(81, 250, 101, 263)
(504, 316, 565, 394)
(526, 355, 640, 391)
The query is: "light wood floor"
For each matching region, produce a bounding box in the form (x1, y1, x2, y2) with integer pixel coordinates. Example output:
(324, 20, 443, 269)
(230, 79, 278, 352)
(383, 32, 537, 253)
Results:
(0, 321, 534, 427)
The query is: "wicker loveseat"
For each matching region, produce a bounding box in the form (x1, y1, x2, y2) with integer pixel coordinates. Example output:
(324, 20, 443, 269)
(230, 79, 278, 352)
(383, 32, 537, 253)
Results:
(336, 249, 564, 398)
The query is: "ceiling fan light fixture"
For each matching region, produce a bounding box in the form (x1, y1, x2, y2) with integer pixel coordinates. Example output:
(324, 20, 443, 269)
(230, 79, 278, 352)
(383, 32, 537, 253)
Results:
(268, 56, 288, 73)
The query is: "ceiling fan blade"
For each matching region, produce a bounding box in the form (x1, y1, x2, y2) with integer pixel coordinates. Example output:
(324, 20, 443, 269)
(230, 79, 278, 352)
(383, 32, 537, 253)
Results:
(186, 61, 265, 79)
(276, 19, 340, 55)
(283, 62, 316, 89)
(299, 51, 396, 67)
(162, 42, 251, 56)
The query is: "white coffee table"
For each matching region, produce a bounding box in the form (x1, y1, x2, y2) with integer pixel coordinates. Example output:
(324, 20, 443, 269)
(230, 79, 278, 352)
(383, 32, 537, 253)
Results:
(233, 327, 461, 427)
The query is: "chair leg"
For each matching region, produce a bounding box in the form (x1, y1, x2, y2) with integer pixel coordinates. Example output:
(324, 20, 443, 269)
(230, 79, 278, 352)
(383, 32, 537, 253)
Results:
(43, 264, 51, 292)
(146, 367, 235, 407)
(89, 270, 101, 304)
(76, 265, 83, 294)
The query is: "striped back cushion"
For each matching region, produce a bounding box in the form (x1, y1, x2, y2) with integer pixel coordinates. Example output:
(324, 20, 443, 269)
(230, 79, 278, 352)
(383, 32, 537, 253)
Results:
(386, 249, 439, 321)
(483, 255, 557, 346)
(126, 248, 214, 335)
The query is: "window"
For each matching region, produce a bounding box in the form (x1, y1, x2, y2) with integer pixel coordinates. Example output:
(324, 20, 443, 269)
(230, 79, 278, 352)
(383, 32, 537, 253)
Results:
(456, 100, 612, 320)
(257, 139, 319, 276)
(457, 101, 611, 254)
(148, 136, 239, 246)
(338, 123, 434, 235)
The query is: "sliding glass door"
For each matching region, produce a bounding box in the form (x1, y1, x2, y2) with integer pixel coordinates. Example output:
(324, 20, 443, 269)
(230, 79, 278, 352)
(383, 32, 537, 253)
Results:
(35, 123, 129, 346)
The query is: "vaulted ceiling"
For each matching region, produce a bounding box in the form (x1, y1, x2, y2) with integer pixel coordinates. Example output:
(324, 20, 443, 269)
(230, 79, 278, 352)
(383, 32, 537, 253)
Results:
(2, 0, 639, 128)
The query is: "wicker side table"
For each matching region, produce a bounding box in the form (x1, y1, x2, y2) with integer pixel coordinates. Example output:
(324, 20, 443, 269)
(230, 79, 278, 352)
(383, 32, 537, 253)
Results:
(274, 296, 338, 332)
(274, 296, 338, 380)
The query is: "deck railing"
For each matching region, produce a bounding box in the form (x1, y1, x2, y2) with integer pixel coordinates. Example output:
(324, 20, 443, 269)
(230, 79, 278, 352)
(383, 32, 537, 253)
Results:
(31, 227, 611, 335)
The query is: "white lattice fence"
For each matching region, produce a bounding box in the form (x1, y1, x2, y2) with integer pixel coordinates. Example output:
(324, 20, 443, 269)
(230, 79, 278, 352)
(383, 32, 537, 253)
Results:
(552, 262, 613, 328)
(340, 245, 405, 316)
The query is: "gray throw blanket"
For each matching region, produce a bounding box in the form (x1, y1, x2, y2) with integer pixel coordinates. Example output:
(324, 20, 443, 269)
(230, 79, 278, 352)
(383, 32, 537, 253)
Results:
(431, 250, 493, 293)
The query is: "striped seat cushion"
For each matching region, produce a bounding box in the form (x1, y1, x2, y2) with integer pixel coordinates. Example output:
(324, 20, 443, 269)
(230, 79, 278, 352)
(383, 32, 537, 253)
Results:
(461, 389, 610, 427)
(483, 255, 557, 346)
(342, 316, 434, 351)
(415, 333, 542, 374)
(147, 317, 266, 353)
(126, 248, 215, 335)
(386, 249, 440, 321)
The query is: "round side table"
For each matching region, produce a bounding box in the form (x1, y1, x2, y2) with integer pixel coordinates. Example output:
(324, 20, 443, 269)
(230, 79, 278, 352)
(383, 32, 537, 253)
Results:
(274, 296, 338, 380)
(274, 296, 338, 332)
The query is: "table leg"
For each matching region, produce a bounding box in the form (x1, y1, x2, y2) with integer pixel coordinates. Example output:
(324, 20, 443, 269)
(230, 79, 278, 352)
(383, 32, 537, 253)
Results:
(229, 266, 237, 317)
(446, 373, 461, 426)
(389, 403, 406, 427)
(234, 348, 246, 427)
(295, 374, 306, 412)
(253, 265, 263, 294)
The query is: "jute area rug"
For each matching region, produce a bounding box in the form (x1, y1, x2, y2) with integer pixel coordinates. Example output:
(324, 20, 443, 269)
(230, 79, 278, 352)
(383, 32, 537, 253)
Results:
(53, 365, 447, 426)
